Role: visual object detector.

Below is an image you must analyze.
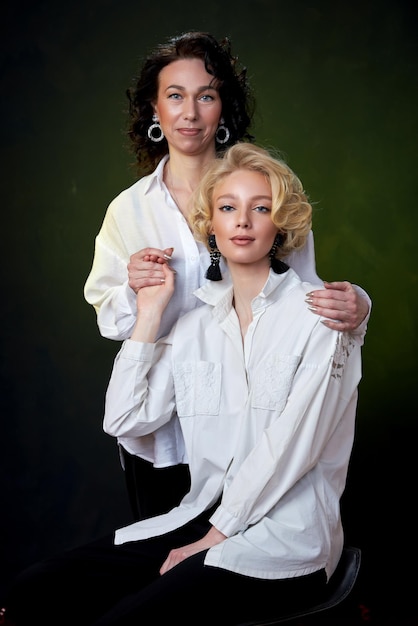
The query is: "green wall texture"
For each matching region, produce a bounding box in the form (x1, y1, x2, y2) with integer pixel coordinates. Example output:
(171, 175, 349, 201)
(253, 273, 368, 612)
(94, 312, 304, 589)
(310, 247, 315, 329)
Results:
(1, 0, 417, 621)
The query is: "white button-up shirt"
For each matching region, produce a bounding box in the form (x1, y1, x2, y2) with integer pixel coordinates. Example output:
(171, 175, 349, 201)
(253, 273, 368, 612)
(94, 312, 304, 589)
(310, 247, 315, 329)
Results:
(84, 155, 329, 342)
(104, 269, 363, 581)
(85, 156, 369, 466)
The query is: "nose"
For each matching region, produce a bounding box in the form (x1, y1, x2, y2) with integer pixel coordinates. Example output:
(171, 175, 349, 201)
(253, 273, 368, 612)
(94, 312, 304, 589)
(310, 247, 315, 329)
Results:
(183, 98, 198, 121)
(236, 209, 250, 228)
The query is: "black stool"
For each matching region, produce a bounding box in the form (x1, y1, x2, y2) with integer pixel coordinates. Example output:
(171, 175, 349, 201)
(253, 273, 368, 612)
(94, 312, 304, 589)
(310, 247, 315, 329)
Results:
(237, 546, 361, 626)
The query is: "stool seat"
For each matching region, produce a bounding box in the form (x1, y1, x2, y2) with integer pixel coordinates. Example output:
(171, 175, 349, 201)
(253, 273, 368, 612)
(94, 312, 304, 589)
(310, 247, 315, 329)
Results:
(237, 546, 361, 626)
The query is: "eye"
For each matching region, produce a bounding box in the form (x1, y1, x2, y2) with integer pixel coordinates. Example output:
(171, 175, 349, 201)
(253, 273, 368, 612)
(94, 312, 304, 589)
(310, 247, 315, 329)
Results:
(167, 92, 182, 100)
(199, 93, 215, 102)
(253, 205, 271, 214)
(218, 204, 235, 212)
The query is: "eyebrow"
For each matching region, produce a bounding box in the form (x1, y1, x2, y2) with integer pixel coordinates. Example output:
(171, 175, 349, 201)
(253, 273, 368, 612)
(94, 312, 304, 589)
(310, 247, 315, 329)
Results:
(164, 84, 218, 93)
(215, 194, 272, 203)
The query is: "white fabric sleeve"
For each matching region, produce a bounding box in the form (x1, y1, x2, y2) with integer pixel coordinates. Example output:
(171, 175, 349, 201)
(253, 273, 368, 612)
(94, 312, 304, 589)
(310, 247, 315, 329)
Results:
(103, 338, 176, 438)
(285, 231, 321, 283)
(84, 210, 137, 340)
(286, 230, 371, 341)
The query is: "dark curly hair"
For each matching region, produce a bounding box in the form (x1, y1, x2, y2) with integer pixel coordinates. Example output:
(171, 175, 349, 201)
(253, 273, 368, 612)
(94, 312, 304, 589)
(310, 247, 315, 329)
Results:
(126, 31, 255, 175)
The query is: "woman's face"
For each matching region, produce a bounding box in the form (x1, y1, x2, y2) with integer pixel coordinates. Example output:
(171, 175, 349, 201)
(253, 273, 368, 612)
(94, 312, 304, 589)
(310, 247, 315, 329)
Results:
(211, 169, 278, 270)
(154, 58, 223, 158)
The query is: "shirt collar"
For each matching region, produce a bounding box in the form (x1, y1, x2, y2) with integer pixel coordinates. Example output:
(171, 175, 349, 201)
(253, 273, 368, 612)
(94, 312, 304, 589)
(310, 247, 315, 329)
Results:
(194, 268, 301, 323)
(143, 155, 170, 194)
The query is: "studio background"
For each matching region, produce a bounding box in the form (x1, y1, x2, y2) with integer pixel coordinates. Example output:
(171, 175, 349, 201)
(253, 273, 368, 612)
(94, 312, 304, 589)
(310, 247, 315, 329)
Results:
(1, 0, 417, 622)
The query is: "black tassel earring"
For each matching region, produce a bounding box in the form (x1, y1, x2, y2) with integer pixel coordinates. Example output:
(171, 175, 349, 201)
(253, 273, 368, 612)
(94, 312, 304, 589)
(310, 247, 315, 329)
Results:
(269, 233, 289, 275)
(206, 234, 223, 281)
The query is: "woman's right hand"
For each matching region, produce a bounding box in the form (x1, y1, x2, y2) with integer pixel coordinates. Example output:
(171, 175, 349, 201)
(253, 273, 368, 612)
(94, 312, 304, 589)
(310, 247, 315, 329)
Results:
(131, 263, 176, 343)
(128, 247, 174, 293)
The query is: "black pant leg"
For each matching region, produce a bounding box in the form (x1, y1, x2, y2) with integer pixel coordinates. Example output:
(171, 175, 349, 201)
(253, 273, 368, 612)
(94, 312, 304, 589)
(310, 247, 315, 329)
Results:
(2, 515, 212, 626)
(92, 551, 327, 626)
(3, 506, 328, 626)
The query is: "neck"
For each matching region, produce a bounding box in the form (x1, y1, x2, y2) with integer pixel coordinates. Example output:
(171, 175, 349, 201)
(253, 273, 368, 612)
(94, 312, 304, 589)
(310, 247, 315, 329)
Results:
(164, 151, 216, 218)
(167, 149, 216, 187)
(229, 262, 271, 338)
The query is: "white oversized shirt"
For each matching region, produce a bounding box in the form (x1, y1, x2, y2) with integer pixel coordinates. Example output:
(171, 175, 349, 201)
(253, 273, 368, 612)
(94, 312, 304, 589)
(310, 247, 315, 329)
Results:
(104, 268, 363, 581)
(83, 155, 339, 341)
(85, 156, 369, 466)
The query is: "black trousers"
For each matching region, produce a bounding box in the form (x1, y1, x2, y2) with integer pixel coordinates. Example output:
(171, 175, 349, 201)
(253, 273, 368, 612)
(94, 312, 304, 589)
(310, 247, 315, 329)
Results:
(121, 446, 191, 521)
(2, 509, 327, 626)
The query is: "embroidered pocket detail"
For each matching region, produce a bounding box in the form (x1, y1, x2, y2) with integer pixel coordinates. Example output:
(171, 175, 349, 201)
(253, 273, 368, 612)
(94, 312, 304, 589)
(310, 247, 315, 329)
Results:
(252, 354, 300, 412)
(173, 361, 221, 416)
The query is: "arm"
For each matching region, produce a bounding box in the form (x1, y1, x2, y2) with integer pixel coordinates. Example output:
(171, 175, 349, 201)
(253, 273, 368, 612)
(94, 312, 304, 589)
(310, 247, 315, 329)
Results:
(130, 262, 176, 342)
(159, 526, 227, 575)
(285, 231, 371, 334)
(83, 183, 175, 340)
(103, 263, 177, 438)
(85, 242, 177, 340)
(84, 245, 137, 341)
(306, 281, 371, 338)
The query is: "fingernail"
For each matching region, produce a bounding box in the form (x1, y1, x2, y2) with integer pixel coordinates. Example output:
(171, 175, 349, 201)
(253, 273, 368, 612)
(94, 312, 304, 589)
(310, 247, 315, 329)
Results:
(305, 291, 313, 297)
(308, 305, 318, 312)
(160, 278, 165, 283)
(305, 297, 313, 305)
(163, 254, 172, 260)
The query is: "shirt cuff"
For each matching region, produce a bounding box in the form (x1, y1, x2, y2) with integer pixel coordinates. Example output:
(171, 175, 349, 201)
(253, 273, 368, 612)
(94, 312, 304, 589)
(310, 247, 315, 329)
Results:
(120, 339, 155, 361)
(209, 503, 248, 538)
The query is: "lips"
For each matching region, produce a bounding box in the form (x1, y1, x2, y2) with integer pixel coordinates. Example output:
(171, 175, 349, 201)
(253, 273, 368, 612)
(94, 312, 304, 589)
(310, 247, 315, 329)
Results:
(230, 236, 255, 244)
(178, 128, 200, 135)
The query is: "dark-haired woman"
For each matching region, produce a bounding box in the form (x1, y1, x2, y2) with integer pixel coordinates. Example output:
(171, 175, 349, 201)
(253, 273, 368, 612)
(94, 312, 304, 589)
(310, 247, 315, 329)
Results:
(84, 31, 370, 522)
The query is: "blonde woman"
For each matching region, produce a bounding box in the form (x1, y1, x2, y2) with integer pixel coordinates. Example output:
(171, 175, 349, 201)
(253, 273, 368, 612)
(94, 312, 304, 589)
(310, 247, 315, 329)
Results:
(84, 31, 370, 522)
(2, 143, 365, 625)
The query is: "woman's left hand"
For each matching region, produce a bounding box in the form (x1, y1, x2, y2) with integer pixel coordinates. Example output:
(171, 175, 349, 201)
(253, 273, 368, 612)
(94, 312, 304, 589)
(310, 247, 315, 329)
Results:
(305, 281, 369, 331)
(159, 526, 226, 575)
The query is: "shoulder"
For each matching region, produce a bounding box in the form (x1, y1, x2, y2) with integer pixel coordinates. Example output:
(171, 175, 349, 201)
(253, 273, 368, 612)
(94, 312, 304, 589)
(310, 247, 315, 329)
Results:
(271, 275, 333, 337)
(103, 173, 158, 225)
(109, 174, 152, 206)
(104, 157, 167, 220)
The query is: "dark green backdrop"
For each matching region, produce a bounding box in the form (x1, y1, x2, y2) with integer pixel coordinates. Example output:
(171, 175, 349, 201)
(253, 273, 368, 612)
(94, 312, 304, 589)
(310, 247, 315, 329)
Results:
(1, 0, 417, 621)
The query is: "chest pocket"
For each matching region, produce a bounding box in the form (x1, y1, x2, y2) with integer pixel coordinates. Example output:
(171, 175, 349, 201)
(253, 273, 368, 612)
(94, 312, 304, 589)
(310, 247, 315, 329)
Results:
(173, 361, 222, 417)
(252, 354, 301, 413)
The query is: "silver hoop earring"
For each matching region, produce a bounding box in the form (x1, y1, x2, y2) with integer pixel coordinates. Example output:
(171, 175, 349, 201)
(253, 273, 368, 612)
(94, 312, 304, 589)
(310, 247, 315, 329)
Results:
(215, 118, 230, 145)
(147, 114, 164, 142)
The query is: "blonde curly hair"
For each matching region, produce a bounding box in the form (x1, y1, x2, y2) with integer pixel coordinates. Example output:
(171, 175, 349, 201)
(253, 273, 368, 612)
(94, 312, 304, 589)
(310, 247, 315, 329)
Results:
(190, 143, 312, 260)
